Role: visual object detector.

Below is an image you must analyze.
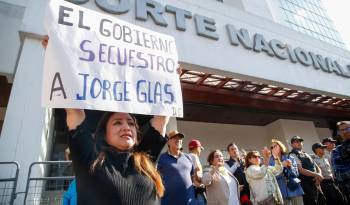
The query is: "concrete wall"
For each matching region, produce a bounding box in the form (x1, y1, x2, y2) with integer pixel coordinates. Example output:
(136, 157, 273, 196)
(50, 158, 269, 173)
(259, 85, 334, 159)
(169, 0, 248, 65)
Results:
(0, 36, 55, 204)
(177, 119, 326, 165)
(0, 1, 26, 78)
(241, 0, 274, 20)
(177, 120, 269, 165)
(277, 119, 321, 153)
(316, 127, 333, 141)
(266, 120, 286, 146)
(224, 0, 244, 10)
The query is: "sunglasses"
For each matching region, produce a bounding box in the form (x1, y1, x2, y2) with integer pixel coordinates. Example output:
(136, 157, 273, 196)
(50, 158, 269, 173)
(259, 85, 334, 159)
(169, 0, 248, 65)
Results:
(339, 127, 350, 132)
(270, 144, 278, 150)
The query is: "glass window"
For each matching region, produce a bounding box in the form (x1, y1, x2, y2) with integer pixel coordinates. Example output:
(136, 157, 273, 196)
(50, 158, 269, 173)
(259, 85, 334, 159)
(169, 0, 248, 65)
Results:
(278, 0, 345, 49)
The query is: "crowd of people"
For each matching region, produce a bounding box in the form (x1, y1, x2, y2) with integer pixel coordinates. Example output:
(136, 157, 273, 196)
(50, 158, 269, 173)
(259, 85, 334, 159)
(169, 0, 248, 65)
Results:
(41, 37, 349, 205)
(61, 115, 350, 205)
(158, 121, 350, 205)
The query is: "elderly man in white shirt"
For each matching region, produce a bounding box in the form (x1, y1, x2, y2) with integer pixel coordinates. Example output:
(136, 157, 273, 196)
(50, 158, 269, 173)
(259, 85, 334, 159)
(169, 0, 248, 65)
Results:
(312, 143, 345, 205)
(321, 137, 336, 163)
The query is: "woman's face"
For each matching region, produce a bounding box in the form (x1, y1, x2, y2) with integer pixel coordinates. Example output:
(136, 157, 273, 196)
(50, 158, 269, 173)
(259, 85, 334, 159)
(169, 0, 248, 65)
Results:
(105, 113, 138, 151)
(248, 153, 261, 166)
(211, 151, 224, 166)
(271, 143, 281, 154)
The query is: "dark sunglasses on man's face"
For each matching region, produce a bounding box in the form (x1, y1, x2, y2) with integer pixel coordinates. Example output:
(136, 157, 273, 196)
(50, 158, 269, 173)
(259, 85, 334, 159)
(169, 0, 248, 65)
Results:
(338, 127, 350, 136)
(339, 127, 350, 132)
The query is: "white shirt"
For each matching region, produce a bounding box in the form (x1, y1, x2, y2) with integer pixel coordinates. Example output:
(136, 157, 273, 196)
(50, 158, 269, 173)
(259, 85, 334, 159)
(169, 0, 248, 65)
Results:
(245, 164, 282, 203)
(188, 153, 203, 185)
(324, 150, 332, 164)
(313, 155, 333, 179)
(224, 160, 240, 174)
(221, 172, 240, 205)
(188, 153, 200, 170)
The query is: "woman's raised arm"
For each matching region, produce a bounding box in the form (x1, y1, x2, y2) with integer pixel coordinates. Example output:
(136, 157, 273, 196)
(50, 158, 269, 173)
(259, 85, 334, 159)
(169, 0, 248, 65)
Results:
(66, 109, 85, 130)
(150, 116, 170, 137)
(149, 65, 181, 136)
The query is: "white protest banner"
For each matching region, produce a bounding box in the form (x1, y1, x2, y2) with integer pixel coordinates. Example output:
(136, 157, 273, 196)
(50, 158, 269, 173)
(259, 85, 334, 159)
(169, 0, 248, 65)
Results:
(42, 0, 183, 117)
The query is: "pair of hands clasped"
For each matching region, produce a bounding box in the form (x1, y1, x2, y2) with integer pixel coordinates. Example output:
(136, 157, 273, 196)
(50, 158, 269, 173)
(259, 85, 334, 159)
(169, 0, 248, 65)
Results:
(261, 147, 291, 167)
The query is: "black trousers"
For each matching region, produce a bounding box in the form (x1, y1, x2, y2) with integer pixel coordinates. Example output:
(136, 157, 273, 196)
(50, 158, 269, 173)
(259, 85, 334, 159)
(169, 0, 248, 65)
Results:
(300, 181, 325, 205)
(321, 179, 345, 205)
(337, 180, 350, 205)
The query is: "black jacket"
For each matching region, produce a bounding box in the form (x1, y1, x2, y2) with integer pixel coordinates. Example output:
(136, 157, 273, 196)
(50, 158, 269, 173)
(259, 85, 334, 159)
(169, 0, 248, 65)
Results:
(68, 117, 167, 205)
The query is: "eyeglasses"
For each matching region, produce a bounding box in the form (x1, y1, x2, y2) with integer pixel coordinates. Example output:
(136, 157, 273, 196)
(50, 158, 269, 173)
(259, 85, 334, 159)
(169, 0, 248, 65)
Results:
(339, 127, 350, 132)
(270, 144, 278, 150)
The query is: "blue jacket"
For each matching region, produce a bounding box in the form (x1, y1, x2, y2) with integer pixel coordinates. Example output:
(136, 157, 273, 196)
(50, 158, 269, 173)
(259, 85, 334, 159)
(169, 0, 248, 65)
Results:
(331, 139, 350, 182)
(269, 155, 304, 198)
(62, 179, 77, 205)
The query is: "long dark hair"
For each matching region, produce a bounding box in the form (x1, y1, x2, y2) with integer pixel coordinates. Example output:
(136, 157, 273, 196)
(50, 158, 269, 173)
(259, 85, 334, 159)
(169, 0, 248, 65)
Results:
(245, 151, 260, 168)
(90, 112, 164, 197)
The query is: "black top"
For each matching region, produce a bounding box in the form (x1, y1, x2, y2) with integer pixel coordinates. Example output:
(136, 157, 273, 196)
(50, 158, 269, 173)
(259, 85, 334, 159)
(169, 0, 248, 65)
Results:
(290, 149, 316, 181)
(225, 158, 250, 196)
(68, 117, 167, 205)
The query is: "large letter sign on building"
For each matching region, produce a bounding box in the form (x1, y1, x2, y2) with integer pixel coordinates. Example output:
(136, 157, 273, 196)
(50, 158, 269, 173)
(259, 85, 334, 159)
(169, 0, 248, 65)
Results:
(225, 24, 350, 78)
(66, 0, 350, 80)
(42, 0, 183, 117)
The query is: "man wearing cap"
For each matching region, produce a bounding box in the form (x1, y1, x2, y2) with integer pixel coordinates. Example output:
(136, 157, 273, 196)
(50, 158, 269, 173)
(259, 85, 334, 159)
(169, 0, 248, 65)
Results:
(331, 121, 350, 204)
(312, 143, 345, 205)
(188, 139, 206, 205)
(157, 131, 195, 205)
(322, 137, 337, 163)
(289, 136, 325, 205)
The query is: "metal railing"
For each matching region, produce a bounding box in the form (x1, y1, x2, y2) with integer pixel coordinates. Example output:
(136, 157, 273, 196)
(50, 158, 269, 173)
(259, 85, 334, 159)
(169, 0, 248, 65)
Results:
(23, 161, 74, 205)
(0, 161, 20, 205)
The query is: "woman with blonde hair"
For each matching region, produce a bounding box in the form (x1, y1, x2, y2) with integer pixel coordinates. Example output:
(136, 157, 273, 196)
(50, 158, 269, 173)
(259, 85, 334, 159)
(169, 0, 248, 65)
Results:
(202, 150, 240, 205)
(269, 139, 304, 205)
(245, 147, 283, 205)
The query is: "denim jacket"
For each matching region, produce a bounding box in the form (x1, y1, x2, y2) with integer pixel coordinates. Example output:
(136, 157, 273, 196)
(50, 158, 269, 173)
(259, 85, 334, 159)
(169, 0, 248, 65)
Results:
(269, 155, 304, 198)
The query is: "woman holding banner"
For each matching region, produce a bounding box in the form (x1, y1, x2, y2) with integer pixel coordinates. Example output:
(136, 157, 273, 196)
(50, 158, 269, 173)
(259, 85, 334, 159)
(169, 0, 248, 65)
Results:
(66, 109, 168, 205)
(43, 37, 170, 205)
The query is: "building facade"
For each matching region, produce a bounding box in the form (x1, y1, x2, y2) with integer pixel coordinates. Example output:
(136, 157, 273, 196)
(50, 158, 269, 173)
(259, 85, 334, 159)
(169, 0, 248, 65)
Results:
(278, 0, 346, 48)
(1, 0, 350, 204)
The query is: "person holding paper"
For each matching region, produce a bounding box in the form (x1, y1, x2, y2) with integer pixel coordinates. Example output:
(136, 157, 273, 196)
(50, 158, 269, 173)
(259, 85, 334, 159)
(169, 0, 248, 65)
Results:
(66, 109, 168, 205)
(43, 37, 170, 205)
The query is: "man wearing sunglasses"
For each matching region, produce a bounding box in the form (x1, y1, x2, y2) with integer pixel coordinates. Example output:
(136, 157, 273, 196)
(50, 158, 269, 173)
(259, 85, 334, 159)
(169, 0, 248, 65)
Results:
(289, 136, 325, 205)
(331, 121, 350, 204)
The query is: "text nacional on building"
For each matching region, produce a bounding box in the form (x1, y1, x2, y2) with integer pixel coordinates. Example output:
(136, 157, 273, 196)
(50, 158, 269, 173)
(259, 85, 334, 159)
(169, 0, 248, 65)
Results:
(66, 0, 350, 78)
